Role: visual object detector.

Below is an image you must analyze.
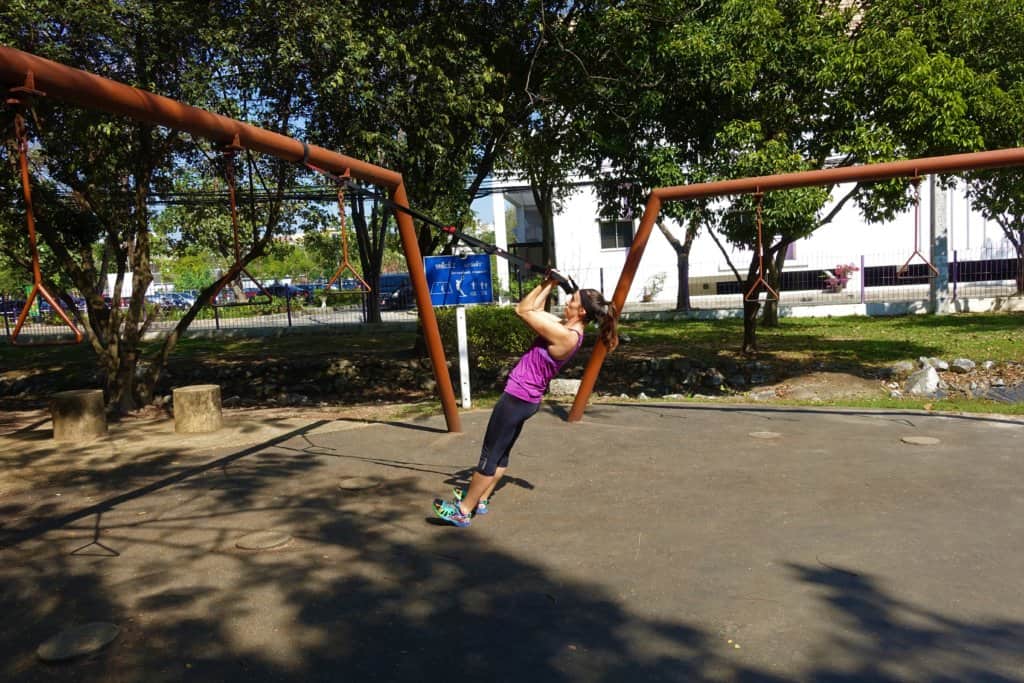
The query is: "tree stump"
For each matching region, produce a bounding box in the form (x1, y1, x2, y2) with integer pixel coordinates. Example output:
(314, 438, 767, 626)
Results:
(173, 384, 223, 434)
(50, 389, 107, 442)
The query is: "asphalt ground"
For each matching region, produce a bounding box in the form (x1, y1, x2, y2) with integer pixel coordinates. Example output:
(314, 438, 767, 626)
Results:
(1, 402, 1023, 682)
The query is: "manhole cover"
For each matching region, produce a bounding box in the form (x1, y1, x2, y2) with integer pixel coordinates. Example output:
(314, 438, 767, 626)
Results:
(37, 622, 119, 662)
(235, 530, 292, 550)
(338, 476, 381, 491)
(900, 436, 941, 446)
(748, 431, 782, 439)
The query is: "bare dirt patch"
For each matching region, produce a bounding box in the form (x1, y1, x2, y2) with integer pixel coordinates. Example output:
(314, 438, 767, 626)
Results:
(765, 371, 886, 401)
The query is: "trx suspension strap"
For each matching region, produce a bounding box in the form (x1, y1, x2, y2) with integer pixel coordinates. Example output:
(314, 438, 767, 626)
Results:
(300, 144, 578, 294)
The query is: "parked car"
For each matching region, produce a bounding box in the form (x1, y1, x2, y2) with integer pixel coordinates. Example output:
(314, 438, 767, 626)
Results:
(378, 273, 415, 310)
(1, 298, 26, 320)
(256, 283, 313, 303)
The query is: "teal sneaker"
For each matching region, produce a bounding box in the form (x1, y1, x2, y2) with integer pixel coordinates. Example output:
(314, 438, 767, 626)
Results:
(452, 487, 489, 515)
(433, 498, 471, 528)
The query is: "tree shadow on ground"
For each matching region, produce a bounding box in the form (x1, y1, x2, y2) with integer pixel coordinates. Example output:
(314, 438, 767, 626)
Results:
(786, 562, 1024, 681)
(1, 417, 1022, 681)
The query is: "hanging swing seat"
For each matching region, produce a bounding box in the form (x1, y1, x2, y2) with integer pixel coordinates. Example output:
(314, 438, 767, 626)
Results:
(206, 137, 276, 308)
(325, 171, 371, 295)
(6, 78, 82, 345)
(744, 192, 780, 303)
(896, 175, 939, 280)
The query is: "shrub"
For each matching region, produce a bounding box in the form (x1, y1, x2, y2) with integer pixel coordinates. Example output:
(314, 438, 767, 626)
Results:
(823, 263, 859, 292)
(434, 304, 534, 369)
(316, 289, 368, 307)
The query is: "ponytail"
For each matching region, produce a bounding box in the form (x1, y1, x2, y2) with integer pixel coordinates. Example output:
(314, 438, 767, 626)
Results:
(579, 289, 619, 352)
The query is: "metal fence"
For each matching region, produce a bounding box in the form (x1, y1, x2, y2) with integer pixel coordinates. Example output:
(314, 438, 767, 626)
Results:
(3, 247, 1021, 341)
(636, 247, 1021, 311)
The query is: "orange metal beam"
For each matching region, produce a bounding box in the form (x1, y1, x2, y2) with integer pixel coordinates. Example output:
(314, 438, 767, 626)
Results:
(0, 46, 462, 432)
(568, 146, 1024, 422)
(0, 46, 398, 187)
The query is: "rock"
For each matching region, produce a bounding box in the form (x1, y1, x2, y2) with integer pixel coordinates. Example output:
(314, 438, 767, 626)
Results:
(549, 379, 582, 396)
(919, 357, 949, 371)
(950, 358, 976, 374)
(905, 366, 940, 396)
(702, 369, 725, 388)
(637, 392, 649, 400)
(983, 360, 995, 370)
(726, 374, 747, 388)
(991, 378, 1006, 387)
(888, 361, 916, 378)
(670, 359, 691, 373)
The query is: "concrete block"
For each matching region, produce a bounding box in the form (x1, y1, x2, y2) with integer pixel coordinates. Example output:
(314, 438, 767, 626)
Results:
(50, 389, 107, 442)
(173, 384, 223, 434)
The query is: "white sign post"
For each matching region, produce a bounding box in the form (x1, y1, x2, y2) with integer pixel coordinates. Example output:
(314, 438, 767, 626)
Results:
(456, 305, 471, 408)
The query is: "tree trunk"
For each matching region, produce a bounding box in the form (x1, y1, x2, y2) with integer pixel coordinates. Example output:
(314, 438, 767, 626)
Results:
(761, 237, 792, 328)
(741, 256, 762, 354)
(531, 184, 556, 311)
(1016, 248, 1024, 295)
(742, 298, 760, 354)
(655, 219, 697, 311)
(677, 255, 691, 311)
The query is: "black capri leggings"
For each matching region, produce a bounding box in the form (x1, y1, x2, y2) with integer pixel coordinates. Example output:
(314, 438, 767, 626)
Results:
(477, 392, 541, 476)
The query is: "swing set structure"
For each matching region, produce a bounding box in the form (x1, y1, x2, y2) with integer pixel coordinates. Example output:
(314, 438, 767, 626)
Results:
(6, 46, 1024, 430)
(567, 146, 1024, 423)
(0, 47, 471, 430)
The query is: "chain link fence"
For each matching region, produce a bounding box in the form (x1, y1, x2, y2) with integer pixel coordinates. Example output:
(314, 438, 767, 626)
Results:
(3, 247, 1021, 341)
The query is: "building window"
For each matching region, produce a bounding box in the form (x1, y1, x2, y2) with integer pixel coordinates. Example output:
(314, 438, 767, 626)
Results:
(599, 220, 633, 250)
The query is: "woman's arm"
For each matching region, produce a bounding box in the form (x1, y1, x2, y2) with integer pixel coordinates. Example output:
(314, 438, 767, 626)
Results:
(514, 276, 578, 359)
(514, 277, 556, 315)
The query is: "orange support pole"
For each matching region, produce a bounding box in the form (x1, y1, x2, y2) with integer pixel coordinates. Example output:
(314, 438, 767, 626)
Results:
(568, 194, 662, 423)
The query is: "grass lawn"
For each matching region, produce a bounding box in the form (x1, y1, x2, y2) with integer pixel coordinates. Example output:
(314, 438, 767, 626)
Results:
(618, 312, 1024, 367)
(2, 312, 1022, 415)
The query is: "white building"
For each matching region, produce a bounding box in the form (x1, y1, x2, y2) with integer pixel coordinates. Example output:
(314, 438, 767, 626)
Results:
(477, 174, 1015, 311)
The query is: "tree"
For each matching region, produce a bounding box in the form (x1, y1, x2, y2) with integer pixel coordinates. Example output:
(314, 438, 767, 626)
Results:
(0, 1, 314, 411)
(301, 1, 505, 320)
(569, 0, 1018, 352)
(0, 1, 227, 411)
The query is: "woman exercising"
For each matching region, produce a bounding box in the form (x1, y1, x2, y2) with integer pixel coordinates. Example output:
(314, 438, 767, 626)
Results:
(433, 274, 618, 527)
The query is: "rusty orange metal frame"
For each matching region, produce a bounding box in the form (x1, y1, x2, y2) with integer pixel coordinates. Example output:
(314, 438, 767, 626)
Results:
(0, 46, 460, 432)
(568, 147, 1024, 422)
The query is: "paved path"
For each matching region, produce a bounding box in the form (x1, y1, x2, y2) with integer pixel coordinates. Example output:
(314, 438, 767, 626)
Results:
(1, 402, 1022, 681)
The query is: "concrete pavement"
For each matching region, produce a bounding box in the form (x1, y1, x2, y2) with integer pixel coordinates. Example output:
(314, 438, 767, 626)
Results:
(1, 401, 1023, 681)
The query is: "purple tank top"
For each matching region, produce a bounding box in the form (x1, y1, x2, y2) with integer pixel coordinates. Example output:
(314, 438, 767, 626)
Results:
(504, 330, 583, 403)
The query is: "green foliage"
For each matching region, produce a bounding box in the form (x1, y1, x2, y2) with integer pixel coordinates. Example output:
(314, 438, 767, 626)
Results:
(434, 304, 534, 369)
(0, 259, 28, 295)
(159, 252, 214, 292)
(317, 290, 369, 307)
(190, 297, 305, 321)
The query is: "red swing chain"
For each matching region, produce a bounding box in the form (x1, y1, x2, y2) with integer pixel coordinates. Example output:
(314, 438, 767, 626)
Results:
(325, 172, 371, 293)
(896, 175, 939, 279)
(744, 191, 779, 302)
(207, 137, 273, 307)
(7, 74, 82, 344)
